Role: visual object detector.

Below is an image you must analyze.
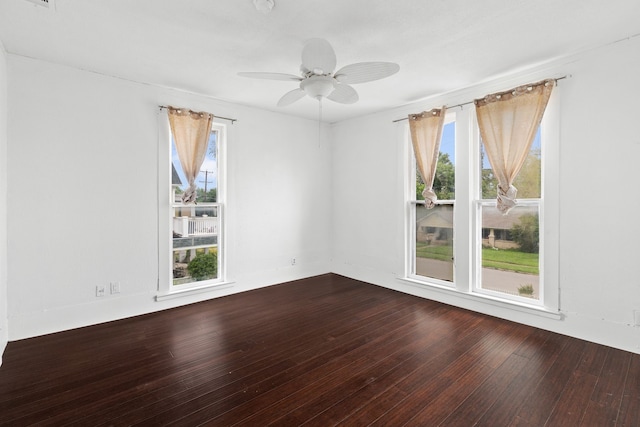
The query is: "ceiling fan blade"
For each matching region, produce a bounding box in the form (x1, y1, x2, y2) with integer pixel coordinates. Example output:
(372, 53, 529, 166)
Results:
(301, 38, 337, 75)
(277, 88, 306, 107)
(334, 62, 400, 84)
(238, 72, 302, 81)
(327, 84, 359, 104)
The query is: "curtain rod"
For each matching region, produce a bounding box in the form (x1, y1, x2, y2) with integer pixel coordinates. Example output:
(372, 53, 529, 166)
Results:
(392, 75, 569, 123)
(158, 105, 237, 124)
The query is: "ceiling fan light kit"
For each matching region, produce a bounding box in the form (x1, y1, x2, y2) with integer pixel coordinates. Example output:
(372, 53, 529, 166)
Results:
(239, 38, 399, 108)
(301, 76, 335, 99)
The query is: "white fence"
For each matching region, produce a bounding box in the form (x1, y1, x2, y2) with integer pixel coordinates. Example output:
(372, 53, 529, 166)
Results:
(173, 216, 218, 237)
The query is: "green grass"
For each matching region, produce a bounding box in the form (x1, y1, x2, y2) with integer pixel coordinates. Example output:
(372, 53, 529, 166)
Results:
(416, 243, 539, 275)
(481, 248, 539, 274)
(415, 243, 453, 262)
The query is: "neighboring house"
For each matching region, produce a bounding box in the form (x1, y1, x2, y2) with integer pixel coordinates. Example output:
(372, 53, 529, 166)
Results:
(172, 163, 183, 203)
(417, 206, 525, 249)
(416, 207, 453, 245)
(481, 209, 522, 249)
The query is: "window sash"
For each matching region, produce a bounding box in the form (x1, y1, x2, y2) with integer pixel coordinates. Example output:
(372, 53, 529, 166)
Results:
(408, 200, 455, 287)
(472, 199, 543, 306)
(170, 202, 223, 289)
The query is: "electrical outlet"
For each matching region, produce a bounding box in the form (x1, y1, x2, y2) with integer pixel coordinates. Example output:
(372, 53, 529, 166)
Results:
(291, 258, 296, 265)
(96, 285, 106, 297)
(110, 282, 121, 294)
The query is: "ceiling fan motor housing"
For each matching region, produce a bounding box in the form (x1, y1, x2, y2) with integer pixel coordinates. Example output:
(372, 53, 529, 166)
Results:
(301, 75, 335, 99)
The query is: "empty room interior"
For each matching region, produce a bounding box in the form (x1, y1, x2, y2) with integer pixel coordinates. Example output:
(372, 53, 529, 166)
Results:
(0, 0, 639, 425)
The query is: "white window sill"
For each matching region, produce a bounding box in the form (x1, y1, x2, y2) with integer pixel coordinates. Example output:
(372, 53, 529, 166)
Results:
(155, 281, 235, 302)
(398, 277, 562, 320)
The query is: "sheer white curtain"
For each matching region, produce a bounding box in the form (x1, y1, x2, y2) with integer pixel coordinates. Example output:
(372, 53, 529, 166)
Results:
(409, 107, 447, 208)
(475, 80, 554, 214)
(167, 107, 214, 204)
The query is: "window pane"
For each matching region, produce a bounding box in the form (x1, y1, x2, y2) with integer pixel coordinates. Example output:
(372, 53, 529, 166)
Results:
(415, 203, 454, 282)
(481, 127, 541, 199)
(480, 204, 539, 300)
(172, 206, 219, 285)
(172, 131, 218, 202)
(416, 121, 455, 201)
(172, 245, 219, 285)
(172, 205, 218, 238)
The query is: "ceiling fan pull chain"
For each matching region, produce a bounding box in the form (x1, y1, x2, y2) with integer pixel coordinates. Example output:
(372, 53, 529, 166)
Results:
(318, 98, 322, 147)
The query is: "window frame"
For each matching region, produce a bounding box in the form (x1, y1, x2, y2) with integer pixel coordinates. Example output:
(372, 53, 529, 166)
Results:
(157, 118, 230, 300)
(404, 90, 559, 314)
(406, 112, 458, 286)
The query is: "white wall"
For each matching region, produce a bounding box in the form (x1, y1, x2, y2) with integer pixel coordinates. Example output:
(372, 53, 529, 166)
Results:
(6, 55, 331, 340)
(331, 36, 640, 354)
(0, 40, 8, 361)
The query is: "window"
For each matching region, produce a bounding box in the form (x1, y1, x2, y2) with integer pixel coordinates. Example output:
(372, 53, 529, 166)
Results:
(410, 116, 456, 284)
(406, 94, 559, 312)
(159, 121, 227, 297)
(476, 130, 541, 301)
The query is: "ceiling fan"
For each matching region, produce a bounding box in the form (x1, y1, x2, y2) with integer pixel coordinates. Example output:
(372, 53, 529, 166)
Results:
(238, 38, 400, 107)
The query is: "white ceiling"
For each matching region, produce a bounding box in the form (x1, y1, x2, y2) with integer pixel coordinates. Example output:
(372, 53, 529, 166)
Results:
(1, 0, 639, 123)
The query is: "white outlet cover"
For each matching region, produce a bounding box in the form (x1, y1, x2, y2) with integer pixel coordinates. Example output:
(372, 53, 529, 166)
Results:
(110, 282, 120, 294)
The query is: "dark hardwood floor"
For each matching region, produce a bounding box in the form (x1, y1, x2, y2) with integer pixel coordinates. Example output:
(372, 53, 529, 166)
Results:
(0, 274, 638, 426)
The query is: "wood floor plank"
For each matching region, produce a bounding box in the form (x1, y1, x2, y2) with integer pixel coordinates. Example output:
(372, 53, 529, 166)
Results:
(101, 292, 437, 425)
(541, 341, 631, 427)
(545, 370, 599, 426)
(360, 317, 521, 426)
(407, 330, 553, 426)
(152, 305, 463, 425)
(473, 330, 566, 426)
(430, 352, 532, 426)
(0, 274, 637, 426)
(362, 316, 525, 426)
(267, 312, 484, 426)
(70, 278, 417, 425)
(76, 300, 424, 427)
(617, 353, 640, 427)
(508, 337, 590, 427)
(303, 313, 488, 426)
(581, 346, 632, 426)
